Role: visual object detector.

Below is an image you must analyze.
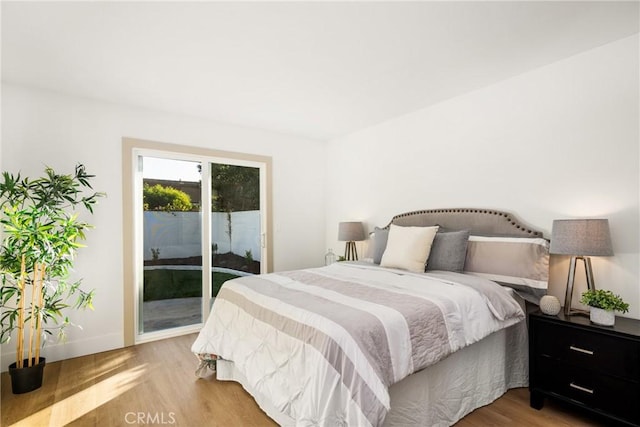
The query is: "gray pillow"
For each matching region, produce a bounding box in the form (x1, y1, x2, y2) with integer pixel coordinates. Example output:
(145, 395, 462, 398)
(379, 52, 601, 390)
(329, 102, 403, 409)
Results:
(372, 227, 389, 264)
(426, 230, 470, 272)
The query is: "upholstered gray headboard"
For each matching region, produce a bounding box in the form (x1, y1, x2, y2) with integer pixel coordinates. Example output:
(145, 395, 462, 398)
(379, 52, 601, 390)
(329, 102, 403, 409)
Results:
(387, 208, 544, 238)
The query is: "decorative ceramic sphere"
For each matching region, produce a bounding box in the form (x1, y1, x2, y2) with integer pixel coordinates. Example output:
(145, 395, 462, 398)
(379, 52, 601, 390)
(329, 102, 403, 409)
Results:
(540, 295, 561, 316)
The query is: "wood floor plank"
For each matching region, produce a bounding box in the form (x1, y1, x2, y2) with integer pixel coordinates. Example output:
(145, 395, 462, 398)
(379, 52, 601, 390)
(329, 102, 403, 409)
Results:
(1, 333, 608, 426)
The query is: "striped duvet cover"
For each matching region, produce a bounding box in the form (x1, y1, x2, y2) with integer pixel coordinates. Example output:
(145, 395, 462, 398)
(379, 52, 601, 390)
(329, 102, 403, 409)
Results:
(191, 262, 525, 427)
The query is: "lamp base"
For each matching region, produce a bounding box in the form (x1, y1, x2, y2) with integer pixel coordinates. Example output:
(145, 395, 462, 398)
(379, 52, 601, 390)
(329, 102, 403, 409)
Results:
(565, 308, 590, 316)
(344, 241, 358, 261)
(563, 256, 595, 316)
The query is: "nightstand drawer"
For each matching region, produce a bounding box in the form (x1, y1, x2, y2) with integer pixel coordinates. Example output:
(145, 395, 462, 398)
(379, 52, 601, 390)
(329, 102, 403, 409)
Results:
(538, 356, 640, 424)
(537, 321, 640, 380)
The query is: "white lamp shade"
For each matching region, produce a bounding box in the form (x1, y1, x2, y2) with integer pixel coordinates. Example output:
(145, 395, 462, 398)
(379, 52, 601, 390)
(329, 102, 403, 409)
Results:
(338, 221, 365, 242)
(549, 219, 613, 256)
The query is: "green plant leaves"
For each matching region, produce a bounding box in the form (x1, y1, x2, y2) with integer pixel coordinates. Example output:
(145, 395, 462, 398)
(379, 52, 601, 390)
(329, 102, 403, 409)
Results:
(0, 164, 104, 350)
(580, 289, 629, 313)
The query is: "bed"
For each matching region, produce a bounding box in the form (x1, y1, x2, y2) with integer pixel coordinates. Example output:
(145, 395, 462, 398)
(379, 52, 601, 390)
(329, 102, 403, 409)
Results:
(191, 208, 549, 426)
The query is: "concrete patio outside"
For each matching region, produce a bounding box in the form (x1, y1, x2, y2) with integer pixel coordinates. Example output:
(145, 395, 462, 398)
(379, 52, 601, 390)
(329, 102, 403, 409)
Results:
(143, 297, 202, 332)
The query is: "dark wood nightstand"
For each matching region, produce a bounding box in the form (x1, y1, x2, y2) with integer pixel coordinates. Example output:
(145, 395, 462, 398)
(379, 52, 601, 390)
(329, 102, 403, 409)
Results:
(529, 311, 640, 426)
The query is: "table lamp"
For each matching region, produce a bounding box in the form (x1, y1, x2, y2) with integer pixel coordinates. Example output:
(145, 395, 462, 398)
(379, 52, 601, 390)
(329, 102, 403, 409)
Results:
(338, 221, 365, 261)
(549, 219, 613, 316)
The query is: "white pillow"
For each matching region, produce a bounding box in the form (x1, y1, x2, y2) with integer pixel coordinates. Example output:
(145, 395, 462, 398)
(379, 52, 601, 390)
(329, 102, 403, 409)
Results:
(380, 224, 439, 272)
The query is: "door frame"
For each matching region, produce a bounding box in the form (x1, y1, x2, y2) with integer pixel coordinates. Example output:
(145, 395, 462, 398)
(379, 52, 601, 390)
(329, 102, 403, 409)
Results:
(122, 137, 273, 346)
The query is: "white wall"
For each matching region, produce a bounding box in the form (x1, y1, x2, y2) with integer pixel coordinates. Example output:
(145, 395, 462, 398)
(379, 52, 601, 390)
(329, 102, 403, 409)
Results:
(143, 211, 262, 261)
(326, 35, 640, 319)
(0, 84, 326, 368)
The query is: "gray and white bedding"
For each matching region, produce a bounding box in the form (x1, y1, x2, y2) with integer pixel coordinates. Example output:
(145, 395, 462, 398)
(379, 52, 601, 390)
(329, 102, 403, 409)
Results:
(191, 262, 525, 427)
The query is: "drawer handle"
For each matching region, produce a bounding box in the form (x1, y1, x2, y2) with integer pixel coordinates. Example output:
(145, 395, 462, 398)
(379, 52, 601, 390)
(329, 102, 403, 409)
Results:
(569, 382, 594, 394)
(569, 345, 594, 355)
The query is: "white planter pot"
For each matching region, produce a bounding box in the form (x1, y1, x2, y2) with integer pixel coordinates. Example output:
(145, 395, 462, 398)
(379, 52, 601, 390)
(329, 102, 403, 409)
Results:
(590, 307, 615, 326)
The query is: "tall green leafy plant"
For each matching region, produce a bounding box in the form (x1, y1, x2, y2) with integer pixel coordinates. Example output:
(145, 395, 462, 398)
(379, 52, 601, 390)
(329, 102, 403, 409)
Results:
(0, 164, 104, 368)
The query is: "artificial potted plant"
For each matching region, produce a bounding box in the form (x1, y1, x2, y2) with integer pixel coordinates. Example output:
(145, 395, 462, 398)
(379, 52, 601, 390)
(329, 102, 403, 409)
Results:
(0, 164, 103, 393)
(580, 289, 629, 326)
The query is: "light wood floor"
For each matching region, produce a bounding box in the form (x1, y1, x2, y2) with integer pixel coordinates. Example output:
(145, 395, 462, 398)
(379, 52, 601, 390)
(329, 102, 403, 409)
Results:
(2, 334, 606, 427)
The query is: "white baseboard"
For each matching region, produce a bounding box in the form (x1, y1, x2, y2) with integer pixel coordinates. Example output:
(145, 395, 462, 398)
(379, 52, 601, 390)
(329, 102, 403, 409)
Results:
(1, 332, 123, 372)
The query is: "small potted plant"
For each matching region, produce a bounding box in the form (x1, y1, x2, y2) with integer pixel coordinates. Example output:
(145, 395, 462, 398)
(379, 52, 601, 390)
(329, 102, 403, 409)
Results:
(580, 289, 629, 326)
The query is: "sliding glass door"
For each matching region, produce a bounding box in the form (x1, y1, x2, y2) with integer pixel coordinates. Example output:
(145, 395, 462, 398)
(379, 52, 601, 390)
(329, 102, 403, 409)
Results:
(131, 147, 268, 343)
(210, 162, 262, 298)
(140, 157, 203, 333)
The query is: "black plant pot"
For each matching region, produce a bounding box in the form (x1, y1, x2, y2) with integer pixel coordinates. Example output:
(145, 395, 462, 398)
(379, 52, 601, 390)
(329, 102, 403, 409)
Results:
(8, 357, 46, 394)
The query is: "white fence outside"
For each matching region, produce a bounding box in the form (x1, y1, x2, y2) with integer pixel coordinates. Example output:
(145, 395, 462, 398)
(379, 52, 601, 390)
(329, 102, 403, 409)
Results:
(143, 210, 261, 262)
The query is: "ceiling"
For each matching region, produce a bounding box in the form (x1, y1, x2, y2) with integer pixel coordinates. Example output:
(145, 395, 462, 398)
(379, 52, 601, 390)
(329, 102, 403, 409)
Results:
(2, 2, 638, 141)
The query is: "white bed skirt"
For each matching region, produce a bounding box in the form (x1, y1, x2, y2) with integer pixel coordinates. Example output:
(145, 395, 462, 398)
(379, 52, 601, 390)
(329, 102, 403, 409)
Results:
(216, 318, 528, 427)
